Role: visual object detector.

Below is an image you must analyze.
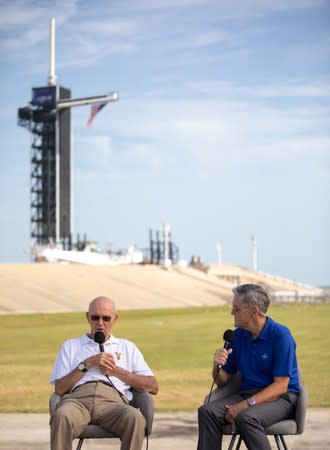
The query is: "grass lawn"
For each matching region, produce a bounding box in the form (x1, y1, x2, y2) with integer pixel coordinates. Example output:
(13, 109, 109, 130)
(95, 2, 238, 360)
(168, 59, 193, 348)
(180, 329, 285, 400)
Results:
(0, 303, 329, 412)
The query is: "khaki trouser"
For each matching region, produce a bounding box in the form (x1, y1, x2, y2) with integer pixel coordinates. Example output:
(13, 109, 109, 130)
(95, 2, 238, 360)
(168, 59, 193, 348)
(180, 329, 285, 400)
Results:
(50, 381, 146, 450)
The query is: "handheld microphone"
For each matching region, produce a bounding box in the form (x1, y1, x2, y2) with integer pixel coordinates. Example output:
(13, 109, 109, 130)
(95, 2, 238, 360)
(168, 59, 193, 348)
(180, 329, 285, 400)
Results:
(93, 330, 127, 404)
(94, 331, 105, 352)
(217, 329, 235, 372)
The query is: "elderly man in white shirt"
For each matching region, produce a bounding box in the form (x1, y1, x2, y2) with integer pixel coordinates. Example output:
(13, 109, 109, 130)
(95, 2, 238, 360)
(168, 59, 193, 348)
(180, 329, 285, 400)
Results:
(50, 296, 158, 450)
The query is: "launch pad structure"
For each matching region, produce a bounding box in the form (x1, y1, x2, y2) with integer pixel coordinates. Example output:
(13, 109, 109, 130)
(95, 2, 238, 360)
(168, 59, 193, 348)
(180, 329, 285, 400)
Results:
(17, 18, 118, 248)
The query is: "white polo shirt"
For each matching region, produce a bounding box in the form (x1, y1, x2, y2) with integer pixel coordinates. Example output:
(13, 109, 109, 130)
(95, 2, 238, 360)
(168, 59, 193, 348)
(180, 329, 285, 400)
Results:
(50, 334, 154, 400)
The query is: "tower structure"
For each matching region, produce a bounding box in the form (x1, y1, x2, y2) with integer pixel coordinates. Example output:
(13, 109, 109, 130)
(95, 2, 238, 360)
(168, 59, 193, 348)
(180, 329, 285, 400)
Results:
(18, 84, 71, 245)
(17, 18, 118, 249)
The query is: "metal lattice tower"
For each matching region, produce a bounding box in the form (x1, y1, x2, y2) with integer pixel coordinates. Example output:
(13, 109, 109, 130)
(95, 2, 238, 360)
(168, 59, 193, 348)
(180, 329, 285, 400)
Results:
(30, 105, 56, 242)
(17, 18, 118, 249)
(18, 85, 71, 245)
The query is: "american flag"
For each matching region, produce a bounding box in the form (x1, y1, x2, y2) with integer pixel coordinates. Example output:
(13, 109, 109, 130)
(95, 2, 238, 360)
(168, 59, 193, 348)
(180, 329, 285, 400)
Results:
(86, 102, 107, 128)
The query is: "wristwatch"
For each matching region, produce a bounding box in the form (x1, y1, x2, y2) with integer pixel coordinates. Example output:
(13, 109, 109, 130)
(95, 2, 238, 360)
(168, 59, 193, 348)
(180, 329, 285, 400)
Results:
(247, 397, 256, 407)
(77, 362, 88, 373)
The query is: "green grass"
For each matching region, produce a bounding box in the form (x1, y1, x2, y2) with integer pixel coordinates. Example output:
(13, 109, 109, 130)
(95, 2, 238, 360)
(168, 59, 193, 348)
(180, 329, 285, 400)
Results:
(0, 304, 329, 412)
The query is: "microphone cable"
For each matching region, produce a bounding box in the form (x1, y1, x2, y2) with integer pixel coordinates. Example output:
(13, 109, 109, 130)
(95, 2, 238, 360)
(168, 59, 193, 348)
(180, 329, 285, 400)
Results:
(206, 377, 217, 404)
(103, 374, 149, 450)
(94, 331, 149, 449)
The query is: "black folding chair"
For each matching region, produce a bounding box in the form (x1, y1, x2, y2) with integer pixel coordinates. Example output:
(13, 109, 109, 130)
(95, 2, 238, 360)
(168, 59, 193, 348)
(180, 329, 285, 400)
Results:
(205, 364, 307, 450)
(49, 388, 154, 450)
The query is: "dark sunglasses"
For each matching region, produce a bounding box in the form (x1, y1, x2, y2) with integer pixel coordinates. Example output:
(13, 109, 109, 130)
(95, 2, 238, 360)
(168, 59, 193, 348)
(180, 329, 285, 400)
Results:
(90, 315, 112, 322)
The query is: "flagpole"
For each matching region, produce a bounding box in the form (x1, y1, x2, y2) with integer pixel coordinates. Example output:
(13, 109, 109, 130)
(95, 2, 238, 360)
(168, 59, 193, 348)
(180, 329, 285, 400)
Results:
(56, 92, 119, 109)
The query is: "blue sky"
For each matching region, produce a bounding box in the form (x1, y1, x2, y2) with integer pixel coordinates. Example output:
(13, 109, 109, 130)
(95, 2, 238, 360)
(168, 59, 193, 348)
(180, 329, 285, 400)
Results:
(0, 0, 329, 287)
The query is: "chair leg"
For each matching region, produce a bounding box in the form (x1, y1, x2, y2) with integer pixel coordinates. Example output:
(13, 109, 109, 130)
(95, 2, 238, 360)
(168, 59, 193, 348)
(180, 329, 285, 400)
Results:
(274, 435, 282, 450)
(274, 435, 289, 450)
(235, 436, 243, 450)
(228, 435, 237, 450)
(279, 435, 289, 450)
(228, 435, 243, 450)
(76, 438, 84, 450)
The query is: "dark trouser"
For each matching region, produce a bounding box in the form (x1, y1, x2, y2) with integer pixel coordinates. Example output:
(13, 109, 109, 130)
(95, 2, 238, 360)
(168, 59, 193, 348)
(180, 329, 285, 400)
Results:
(197, 390, 298, 450)
(50, 381, 146, 450)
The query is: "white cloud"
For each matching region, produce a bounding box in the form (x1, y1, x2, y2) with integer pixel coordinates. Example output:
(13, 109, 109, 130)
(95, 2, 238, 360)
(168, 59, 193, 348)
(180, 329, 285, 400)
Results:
(109, 0, 325, 17)
(188, 79, 330, 99)
(0, 0, 77, 48)
(191, 30, 233, 48)
(73, 135, 113, 169)
(257, 81, 330, 98)
(74, 90, 328, 184)
(133, 143, 162, 169)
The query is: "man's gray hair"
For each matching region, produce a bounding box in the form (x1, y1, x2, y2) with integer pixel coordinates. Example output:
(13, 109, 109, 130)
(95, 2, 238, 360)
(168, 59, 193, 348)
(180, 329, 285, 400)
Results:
(232, 284, 270, 314)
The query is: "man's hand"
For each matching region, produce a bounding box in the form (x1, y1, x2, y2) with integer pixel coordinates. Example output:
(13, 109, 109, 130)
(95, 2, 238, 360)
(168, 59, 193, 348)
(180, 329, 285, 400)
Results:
(85, 353, 117, 375)
(80, 353, 158, 395)
(214, 347, 233, 368)
(225, 401, 247, 423)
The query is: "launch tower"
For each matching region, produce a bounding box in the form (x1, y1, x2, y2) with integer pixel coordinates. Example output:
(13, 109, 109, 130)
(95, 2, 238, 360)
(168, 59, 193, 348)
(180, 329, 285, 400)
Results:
(17, 18, 118, 248)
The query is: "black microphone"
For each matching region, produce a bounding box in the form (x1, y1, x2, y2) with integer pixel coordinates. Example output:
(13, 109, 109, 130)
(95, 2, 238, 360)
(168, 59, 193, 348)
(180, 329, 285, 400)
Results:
(94, 331, 105, 352)
(217, 329, 235, 372)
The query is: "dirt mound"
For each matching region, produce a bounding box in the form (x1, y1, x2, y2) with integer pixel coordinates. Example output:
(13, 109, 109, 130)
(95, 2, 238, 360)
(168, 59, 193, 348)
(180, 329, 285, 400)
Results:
(0, 263, 231, 314)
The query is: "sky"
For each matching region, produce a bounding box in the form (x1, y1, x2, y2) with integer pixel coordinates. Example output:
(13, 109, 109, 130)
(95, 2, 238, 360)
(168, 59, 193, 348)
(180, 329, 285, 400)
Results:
(0, 0, 329, 287)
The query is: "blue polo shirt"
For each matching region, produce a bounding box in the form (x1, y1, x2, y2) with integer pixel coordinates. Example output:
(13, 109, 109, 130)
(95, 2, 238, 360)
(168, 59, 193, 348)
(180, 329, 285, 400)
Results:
(223, 317, 300, 393)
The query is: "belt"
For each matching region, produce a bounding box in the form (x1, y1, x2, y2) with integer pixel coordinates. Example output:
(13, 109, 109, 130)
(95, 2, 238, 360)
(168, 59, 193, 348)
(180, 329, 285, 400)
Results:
(72, 380, 112, 393)
(71, 380, 129, 404)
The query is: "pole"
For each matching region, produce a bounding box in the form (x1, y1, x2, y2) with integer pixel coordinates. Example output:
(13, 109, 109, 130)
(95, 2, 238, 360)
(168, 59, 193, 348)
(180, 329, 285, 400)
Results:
(49, 18, 60, 243)
(56, 92, 119, 109)
(55, 91, 60, 243)
(163, 223, 171, 267)
(216, 242, 222, 265)
(48, 18, 56, 86)
(251, 234, 257, 271)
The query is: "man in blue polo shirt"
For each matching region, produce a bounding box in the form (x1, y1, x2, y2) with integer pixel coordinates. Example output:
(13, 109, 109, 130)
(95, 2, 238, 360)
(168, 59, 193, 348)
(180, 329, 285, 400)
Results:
(197, 284, 300, 450)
